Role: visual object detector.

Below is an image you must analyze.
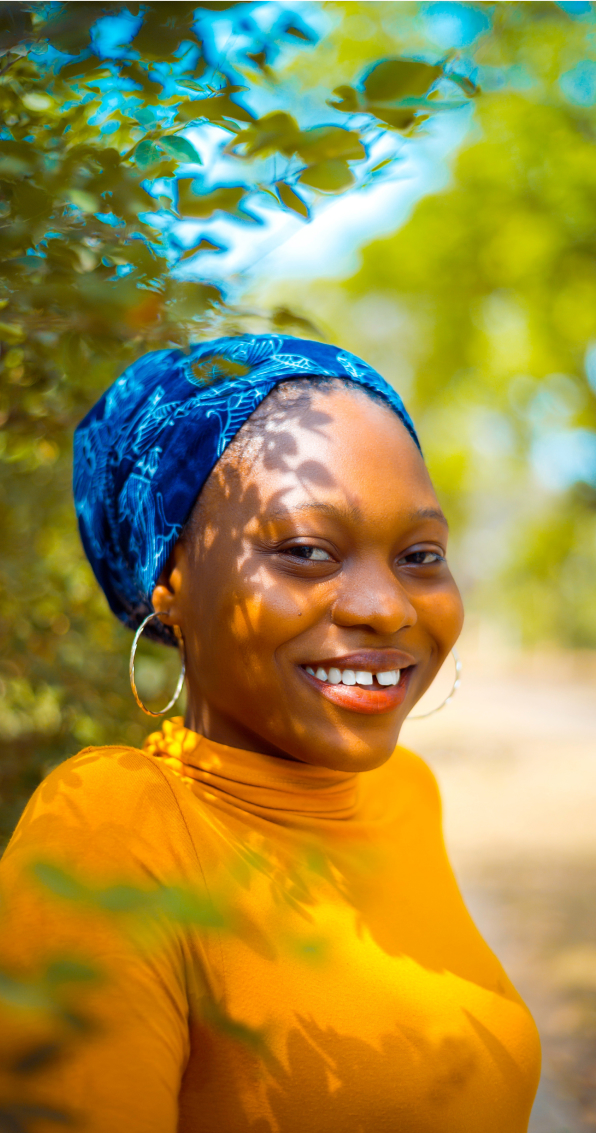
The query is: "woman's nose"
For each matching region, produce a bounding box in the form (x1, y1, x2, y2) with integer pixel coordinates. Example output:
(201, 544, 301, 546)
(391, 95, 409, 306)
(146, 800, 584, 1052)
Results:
(330, 560, 417, 635)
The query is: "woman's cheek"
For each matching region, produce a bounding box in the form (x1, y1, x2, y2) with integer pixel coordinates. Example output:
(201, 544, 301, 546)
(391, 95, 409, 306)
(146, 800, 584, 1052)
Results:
(419, 579, 464, 652)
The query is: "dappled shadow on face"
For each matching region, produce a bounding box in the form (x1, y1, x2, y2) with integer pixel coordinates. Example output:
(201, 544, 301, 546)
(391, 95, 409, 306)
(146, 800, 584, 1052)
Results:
(173, 377, 439, 772)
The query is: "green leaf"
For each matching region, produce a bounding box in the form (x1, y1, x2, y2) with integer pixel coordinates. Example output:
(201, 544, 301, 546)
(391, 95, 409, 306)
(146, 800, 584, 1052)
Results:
(284, 23, 313, 42)
(160, 135, 203, 164)
(31, 862, 86, 901)
(179, 239, 224, 259)
(175, 92, 254, 128)
(59, 53, 98, 82)
(41, 7, 98, 53)
(130, 10, 193, 61)
(134, 140, 164, 169)
(363, 59, 442, 103)
(45, 959, 98, 985)
(68, 189, 99, 214)
(230, 111, 300, 159)
(0, 5, 32, 55)
(369, 157, 395, 174)
(271, 306, 320, 335)
(296, 126, 365, 164)
(158, 886, 224, 927)
(276, 181, 309, 219)
(9, 180, 51, 222)
(176, 181, 247, 219)
(447, 70, 479, 98)
(119, 60, 164, 98)
(97, 884, 151, 913)
(298, 159, 354, 193)
(367, 107, 418, 130)
(0, 321, 25, 344)
(328, 85, 361, 113)
(0, 140, 38, 181)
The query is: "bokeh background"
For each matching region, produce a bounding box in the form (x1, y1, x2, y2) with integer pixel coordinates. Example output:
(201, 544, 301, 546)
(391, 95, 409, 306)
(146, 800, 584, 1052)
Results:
(1, 3, 596, 1128)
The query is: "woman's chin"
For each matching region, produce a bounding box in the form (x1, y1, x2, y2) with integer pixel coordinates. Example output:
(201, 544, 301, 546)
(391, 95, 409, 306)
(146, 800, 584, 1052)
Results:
(281, 726, 403, 773)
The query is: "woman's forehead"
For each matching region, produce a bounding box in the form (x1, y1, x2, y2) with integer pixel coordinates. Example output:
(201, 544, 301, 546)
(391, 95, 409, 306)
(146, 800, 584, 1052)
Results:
(255, 388, 426, 480)
(210, 388, 438, 527)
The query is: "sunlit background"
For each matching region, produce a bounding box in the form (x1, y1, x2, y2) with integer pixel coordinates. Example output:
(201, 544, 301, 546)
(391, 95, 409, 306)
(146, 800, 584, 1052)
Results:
(1, 3, 596, 1128)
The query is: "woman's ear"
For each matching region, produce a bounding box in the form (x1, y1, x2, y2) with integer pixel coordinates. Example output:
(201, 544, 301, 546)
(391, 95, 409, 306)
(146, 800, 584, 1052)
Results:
(151, 541, 187, 625)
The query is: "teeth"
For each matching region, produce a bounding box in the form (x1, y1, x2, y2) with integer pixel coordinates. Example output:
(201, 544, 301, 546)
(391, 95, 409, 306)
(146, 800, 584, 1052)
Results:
(377, 670, 400, 686)
(305, 666, 402, 687)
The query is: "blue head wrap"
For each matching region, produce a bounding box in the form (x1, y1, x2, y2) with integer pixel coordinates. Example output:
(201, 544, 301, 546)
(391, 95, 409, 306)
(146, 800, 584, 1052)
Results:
(73, 334, 420, 643)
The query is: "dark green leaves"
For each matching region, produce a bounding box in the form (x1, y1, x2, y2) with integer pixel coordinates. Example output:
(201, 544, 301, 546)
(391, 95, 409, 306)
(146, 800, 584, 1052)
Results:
(176, 181, 247, 218)
(0, 3, 481, 860)
(295, 126, 364, 163)
(363, 58, 442, 102)
(0, 4, 32, 56)
(175, 89, 255, 128)
(299, 159, 354, 193)
(276, 181, 309, 218)
(330, 56, 472, 131)
(32, 860, 225, 928)
(231, 111, 300, 158)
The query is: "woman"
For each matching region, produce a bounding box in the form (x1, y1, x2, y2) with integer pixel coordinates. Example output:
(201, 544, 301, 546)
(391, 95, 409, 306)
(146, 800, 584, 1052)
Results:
(0, 335, 540, 1131)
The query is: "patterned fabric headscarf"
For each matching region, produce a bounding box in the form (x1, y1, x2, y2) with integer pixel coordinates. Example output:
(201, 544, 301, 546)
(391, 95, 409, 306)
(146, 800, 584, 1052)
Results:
(73, 334, 420, 642)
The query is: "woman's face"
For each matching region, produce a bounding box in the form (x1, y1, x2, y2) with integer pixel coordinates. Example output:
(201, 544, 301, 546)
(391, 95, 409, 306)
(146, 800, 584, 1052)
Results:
(152, 387, 463, 772)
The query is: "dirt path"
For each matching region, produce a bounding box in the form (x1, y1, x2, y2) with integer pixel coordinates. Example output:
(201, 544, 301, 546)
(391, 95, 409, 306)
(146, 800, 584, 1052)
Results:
(400, 641, 596, 1131)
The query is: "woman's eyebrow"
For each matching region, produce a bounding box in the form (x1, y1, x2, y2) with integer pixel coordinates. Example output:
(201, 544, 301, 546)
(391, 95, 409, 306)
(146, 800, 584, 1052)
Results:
(408, 506, 449, 528)
(265, 502, 448, 527)
(267, 502, 362, 523)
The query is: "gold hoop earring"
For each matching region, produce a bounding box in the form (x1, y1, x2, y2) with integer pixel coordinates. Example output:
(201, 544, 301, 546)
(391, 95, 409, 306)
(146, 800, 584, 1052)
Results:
(408, 647, 461, 720)
(129, 612, 186, 717)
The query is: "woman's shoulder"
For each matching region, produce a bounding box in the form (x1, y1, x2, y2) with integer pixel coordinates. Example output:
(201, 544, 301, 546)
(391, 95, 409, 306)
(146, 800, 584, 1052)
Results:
(1, 743, 201, 881)
(15, 742, 188, 820)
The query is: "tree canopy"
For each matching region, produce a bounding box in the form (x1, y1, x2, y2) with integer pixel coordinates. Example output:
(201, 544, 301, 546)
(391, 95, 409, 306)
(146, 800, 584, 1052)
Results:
(260, 1, 596, 650)
(0, 0, 477, 844)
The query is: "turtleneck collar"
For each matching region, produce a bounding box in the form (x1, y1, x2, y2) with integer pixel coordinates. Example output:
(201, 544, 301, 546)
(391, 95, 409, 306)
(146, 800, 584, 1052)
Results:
(143, 717, 360, 825)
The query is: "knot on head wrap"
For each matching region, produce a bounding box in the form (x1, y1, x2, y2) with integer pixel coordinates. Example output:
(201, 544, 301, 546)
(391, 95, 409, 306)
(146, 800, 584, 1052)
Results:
(73, 334, 420, 643)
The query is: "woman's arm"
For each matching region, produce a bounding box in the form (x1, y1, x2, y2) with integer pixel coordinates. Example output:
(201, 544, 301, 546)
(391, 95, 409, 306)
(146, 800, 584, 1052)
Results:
(0, 747, 200, 1132)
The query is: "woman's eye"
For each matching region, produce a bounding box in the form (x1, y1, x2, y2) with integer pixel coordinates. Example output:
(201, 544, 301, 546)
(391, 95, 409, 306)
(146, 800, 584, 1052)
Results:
(399, 550, 445, 566)
(285, 545, 333, 562)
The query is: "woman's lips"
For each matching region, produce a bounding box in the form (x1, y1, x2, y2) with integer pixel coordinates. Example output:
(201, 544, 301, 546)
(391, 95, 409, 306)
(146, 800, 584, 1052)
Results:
(300, 666, 412, 715)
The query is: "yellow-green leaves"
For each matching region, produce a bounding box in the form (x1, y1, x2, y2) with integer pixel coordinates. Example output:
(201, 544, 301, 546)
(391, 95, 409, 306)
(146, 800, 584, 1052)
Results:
(175, 88, 255, 128)
(68, 189, 100, 214)
(330, 57, 462, 131)
(231, 111, 300, 158)
(0, 2, 483, 857)
(176, 181, 247, 219)
(363, 58, 442, 102)
(0, 321, 25, 344)
(233, 117, 365, 196)
(295, 125, 364, 163)
(275, 181, 309, 218)
(299, 159, 354, 193)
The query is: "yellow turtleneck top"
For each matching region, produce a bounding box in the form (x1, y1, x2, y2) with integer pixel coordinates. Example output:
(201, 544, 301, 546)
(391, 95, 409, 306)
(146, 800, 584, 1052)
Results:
(0, 719, 540, 1132)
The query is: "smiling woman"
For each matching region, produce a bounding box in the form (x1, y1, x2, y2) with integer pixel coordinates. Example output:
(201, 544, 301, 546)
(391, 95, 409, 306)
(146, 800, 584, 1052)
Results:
(0, 337, 540, 1132)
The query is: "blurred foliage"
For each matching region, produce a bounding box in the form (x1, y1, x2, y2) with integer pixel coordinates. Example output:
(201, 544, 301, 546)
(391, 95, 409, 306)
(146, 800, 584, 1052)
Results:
(0, 858, 237, 1126)
(0, 1, 477, 845)
(269, 1, 596, 650)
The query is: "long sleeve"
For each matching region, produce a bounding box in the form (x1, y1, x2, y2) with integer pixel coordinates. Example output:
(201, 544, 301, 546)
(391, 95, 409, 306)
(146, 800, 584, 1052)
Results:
(0, 747, 203, 1132)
